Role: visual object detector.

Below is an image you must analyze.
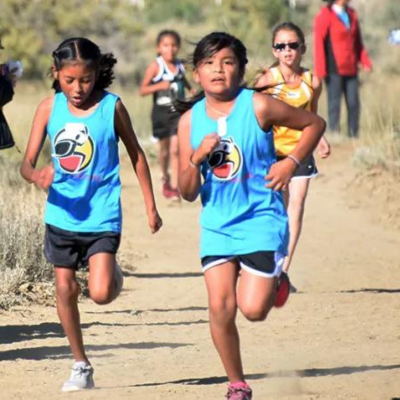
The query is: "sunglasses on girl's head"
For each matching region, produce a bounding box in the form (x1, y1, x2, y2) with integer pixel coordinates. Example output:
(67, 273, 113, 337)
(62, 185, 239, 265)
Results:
(273, 42, 301, 51)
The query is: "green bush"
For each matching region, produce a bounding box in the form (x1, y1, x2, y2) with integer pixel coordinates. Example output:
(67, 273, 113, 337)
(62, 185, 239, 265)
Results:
(144, 0, 204, 24)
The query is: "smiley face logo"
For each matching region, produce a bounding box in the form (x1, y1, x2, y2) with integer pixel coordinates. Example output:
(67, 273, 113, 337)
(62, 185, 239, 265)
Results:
(207, 137, 242, 180)
(53, 123, 94, 174)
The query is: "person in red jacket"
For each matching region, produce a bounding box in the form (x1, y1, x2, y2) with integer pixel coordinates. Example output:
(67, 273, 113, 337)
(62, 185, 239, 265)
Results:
(314, 0, 372, 138)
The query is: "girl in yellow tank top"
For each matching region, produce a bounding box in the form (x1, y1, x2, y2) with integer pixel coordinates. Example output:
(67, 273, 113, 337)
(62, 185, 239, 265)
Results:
(255, 22, 330, 289)
(268, 66, 314, 157)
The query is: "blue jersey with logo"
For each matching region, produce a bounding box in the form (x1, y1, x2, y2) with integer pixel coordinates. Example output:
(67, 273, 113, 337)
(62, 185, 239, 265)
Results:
(190, 88, 288, 257)
(45, 91, 122, 233)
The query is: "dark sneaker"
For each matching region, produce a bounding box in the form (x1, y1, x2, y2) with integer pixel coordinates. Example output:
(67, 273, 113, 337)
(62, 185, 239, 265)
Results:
(226, 382, 252, 399)
(62, 362, 94, 391)
(274, 272, 290, 308)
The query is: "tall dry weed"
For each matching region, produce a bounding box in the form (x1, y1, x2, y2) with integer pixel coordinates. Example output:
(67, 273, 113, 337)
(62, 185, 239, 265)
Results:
(0, 157, 52, 309)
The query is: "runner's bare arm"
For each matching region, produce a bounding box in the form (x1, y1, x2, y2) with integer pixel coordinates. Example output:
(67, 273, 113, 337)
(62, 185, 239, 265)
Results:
(311, 75, 322, 114)
(254, 92, 326, 191)
(311, 76, 331, 158)
(254, 69, 273, 92)
(115, 99, 162, 233)
(20, 97, 54, 189)
(139, 61, 170, 96)
(178, 110, 220, 202)
(178, 110, 201, 202)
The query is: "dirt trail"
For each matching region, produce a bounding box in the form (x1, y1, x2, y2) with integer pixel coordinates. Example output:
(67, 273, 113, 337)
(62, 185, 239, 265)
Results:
(1, 143, 399, 400)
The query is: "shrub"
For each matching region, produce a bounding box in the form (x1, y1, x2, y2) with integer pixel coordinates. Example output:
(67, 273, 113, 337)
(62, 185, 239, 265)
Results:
(0, 157, 52, 309)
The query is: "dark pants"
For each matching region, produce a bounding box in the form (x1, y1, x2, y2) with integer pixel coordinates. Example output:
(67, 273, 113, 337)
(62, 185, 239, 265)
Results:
(325, 74, 360, 138)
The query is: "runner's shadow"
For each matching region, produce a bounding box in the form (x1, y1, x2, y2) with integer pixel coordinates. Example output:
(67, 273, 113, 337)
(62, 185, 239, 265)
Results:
(131, 363, 400, 387)
(137, 319, 208, 327)
(0, 341, 191, 361)
(0, 321, 135, 345)
(85, 306, 208, 315)
(340, 288, 400, 294)
(123, 271, 202, 278)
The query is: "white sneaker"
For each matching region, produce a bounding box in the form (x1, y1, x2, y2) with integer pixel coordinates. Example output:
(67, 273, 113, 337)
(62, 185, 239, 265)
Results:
(62, 361, 94, 391)
(113, 261, 124, 300)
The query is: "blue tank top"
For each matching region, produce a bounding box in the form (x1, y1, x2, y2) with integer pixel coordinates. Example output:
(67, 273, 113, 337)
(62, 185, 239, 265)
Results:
(45, 91, 122, 233)
(190, 88, 288, 257)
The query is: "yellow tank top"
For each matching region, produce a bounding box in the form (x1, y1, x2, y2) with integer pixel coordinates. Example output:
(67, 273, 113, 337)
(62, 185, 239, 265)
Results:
(268, 67, 314, 157)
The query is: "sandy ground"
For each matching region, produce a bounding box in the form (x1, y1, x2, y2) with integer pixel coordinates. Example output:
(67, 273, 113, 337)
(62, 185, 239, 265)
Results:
(0, 142, 399, 400)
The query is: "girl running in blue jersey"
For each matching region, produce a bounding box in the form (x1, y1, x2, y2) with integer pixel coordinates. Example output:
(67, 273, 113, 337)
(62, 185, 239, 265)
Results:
(140, 30, 194, 200)
(20, 38, 162, 392)
(177, 32, 325, 400)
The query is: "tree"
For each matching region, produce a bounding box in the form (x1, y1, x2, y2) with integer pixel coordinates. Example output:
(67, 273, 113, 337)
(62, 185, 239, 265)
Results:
(0, 0, 144, 78)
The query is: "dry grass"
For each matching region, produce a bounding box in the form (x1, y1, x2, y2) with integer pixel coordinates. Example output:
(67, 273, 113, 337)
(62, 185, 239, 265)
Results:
(0, 157, 52, 309)
(351, 66, 400, 173)
(0, 156, 93, 309)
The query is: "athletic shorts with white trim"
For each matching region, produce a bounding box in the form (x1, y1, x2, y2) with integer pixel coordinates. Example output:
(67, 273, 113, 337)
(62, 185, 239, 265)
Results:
(277, 155, 318, 179)
(201, 251, 284, 278)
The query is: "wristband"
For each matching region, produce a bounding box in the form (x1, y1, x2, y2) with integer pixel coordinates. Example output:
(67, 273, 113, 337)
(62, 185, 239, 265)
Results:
(189, 155, 200, 169)
(287, 154, 301, 167)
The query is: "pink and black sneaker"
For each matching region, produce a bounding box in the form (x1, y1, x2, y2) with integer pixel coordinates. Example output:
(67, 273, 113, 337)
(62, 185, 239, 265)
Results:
(274, 271, 290, 308)
(226, 382, 252, 400)
(161, 179, 180, 200)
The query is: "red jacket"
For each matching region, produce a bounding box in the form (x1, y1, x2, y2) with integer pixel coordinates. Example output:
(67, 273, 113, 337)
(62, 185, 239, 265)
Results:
(313, 5, 372, 78)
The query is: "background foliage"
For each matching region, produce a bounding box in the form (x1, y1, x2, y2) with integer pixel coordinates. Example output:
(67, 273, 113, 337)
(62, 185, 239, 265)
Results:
(0, 0, 311, 80)
(2, 0, 398, 80)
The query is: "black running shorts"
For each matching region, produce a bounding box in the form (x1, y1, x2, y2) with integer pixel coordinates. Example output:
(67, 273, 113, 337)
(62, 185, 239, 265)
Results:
(201, 251, 284, 278)
(44, 224, 120, 269)
(277, 155, 318, 179)
(151, 104, 180, 140)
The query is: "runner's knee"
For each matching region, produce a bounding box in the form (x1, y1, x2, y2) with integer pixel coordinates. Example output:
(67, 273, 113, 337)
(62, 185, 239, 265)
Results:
(56, 279, 79, 303)
(239, 299, 274, 322)
(209, 296, 237, 325)
(90, 285, 113, 305)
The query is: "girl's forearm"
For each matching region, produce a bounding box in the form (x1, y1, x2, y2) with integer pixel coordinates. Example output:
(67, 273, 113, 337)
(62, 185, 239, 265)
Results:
(20, 160, 37, 184)
(319, 135, 329, 146)
(139, 82, 167, 96)
(290, 118, 326, 162)
(133, 151, 158, 214)
(178, 166, 201, 202)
